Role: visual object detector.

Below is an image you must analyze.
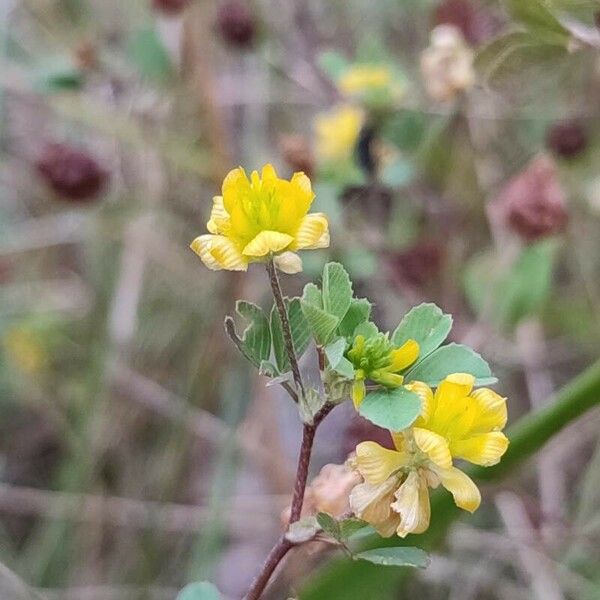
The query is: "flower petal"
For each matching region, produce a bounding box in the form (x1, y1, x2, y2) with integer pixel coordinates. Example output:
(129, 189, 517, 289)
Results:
(273, 251, 303, 274)
(413, 427, 452, 470)
(434, 466, 481, 513)
(207, 195, 230, 234)
(349, 476, 398, 525)
(291, 213, 330, 250)
(469, 388, 508, 433)
(451, 432, 509, 466)
(389, 339, 420, 372)
(391, 471, 431, 537)
(405, 381, 434, 427)
(435, 373, 475, 404)
(354, 441, 408, 485)
(221, 167, 248, 214)
(190, 235, 248, 271)
(242, 231, 294, 257)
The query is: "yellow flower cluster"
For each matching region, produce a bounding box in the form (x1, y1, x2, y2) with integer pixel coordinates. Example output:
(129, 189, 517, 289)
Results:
(191, 164, 329, 273)
(349, 373, 509, 537)
(314, 105, 363, 164)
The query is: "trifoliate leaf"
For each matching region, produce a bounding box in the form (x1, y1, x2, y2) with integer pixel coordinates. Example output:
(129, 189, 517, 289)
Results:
(286, 517, 320, 543)
(354, 547, 430, 568)
(302, 282, 323, 307)
(300, 301, 340, 346)
(176, 581, 222, 600)
(339, 518, 369, 540)
(322, 262, 353, 321)
(270, 298, 312, 373)
(316, 512, 341, 540)
(225, 302, 271, 368)
(405, 343, 496, 386)
(338, 298, 372, 338)
(392, 303, 452, 360)
(359, 387, 422, 431)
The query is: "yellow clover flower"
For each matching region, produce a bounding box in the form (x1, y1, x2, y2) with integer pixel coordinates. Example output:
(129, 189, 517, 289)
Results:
(338, 64, 394, 96)
(314, 105, 363, 163)
(191, 164, 329, 273)
(349, 373, 509, 537)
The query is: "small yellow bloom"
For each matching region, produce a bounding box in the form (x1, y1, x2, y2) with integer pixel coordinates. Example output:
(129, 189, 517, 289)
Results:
(314, 105, 363, 163)
(338, 65, 394, 96)
(349, 373, 509, 537)
(191, 164, 329, 273)
(3, 327, 47, 375)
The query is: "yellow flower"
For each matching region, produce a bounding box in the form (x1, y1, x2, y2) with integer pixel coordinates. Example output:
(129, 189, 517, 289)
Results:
(338, 64, 394, 96)
(3, 327, 47, 375)
(349, 373, 509, 537)
(314, 105, 363, 163)
(191, 164, 329, 273)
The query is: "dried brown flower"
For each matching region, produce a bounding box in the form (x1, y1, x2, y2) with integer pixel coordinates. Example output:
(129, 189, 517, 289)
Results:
(546, 120, 587, 159)
(216, 0, 256, 49)
(435, 0, 500, 46)
(279, 134, 315, 179)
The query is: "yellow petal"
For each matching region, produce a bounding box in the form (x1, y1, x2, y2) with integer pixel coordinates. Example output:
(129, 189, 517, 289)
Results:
(290, 171, 315, 210)
(261, 163, 278, 182)
(405, 381, 434, 426)
(273, 251, 303, 274)
(451, 432, 509, 466)
(391, 471, 431, 537)
(469, 388, 508, 433)
(349, 477, 398, 526)
(435, 373, 475, 404)
(352, 379, 366, 409)
(354, 441, 407, 485)
(290, 213, 330, 250)
(413, 427, 452, 470)
(389, 339, 420, 372)
(207, 196, 230, 234)
(242, 231, 294, 257)
(221, 167, 248, 214)
(434, 466, 481, 513)
(190, 235, 248, 271)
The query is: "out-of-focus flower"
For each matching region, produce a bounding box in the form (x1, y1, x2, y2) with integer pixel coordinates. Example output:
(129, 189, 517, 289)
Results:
(314, 105, 363, 164)
(492, 155, 569, 242)
(74, 40, 98, 71)
(191, 164, 329, 273)
(336, 64, 404, 105)
(346, 331, 419, 408)
(387, 241, 444, 288)
(420, 25, 475, 102)
(282, 463, 361, 525)
(152, 0, 190, 15)
(36, 142, 108, 202)
(279, 134, 315, 179)
(216, 0, 256, 49)
(434, 0, 500, 46)
(546, 120, 587, 159)
(349, 373, 509, 537)
(3, 326, 48, 375)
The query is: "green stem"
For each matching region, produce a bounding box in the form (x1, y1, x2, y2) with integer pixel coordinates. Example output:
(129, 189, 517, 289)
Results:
(301, 359, 600, 599)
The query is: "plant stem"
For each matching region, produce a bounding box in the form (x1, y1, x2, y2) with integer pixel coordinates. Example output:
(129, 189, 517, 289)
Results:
(266, 258, 305, 399)
(244, 402, 335, 599)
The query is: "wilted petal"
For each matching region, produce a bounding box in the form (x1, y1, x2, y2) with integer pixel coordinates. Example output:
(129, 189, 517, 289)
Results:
(391, 471, 431, 537)
(274, 251, 303, 274)
(349, 476, 399, 526)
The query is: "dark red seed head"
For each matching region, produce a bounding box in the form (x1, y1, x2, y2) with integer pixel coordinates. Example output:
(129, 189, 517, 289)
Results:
(216, 0, 256, 49)
(546, 120, 587, 159)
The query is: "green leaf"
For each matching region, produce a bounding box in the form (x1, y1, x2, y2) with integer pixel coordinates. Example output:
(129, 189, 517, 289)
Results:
(405, 343, 496, 386)
(353, 321, 379, 340)
(270, 299, 310, 373)
(259, 360, 278, 378)
(301, 301, 340, 346)
(338, 298, 372, 338)
(318, 50, 349, 80)
(32, 57, 83, 93)
(354, 547, 430, 569)
(505, 0, 569, 42)
(322, 262, 353, 320)
(225, 302, 271, 368)
(324, 337, 354, 379)
(359, 387, 422, 432)
(128, 28, 173, 81)
(302, 282, 323, 307)
(177, 582, 221, 600)
(316, 512, 341, 540)
(339, 518, 369, 540)
(392, 303, 452, 360)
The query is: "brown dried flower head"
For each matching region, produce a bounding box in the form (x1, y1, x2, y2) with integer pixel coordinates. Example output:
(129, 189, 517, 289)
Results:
(546, 120, 587, 159)
(435, 0, 500, 46)
(279, 134, 315, 179)
(216, 0, 256, 49)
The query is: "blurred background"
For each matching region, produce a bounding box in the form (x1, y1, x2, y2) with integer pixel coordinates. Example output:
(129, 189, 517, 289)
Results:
(1, 0, 600, 598)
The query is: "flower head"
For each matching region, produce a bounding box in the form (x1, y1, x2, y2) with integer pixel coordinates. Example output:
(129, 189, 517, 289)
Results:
(338, 64, 394, 97)
(349, 373, 509, 537)
(314, 105, 363, 164)
(346, 331, 420, 408)
(191, 164, 329, 273)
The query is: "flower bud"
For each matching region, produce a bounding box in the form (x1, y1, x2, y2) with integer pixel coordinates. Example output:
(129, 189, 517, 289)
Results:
(151, 0, 190, 15)
(493, 155, 568, 242)
(278, 134, 315, 179)
(216, 0, 256, 49)
(35, 142, 108, 202)
(546, 120, 587, 159)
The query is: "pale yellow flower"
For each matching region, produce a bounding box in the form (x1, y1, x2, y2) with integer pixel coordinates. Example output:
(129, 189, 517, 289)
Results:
(349, 373, 509, 537)
(191, 164, 329, 273)
(314, 105, 363, 163)
(420, 25, 475, 102)
(338, 65, 394, 96)
(3, 327, 47, 375)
